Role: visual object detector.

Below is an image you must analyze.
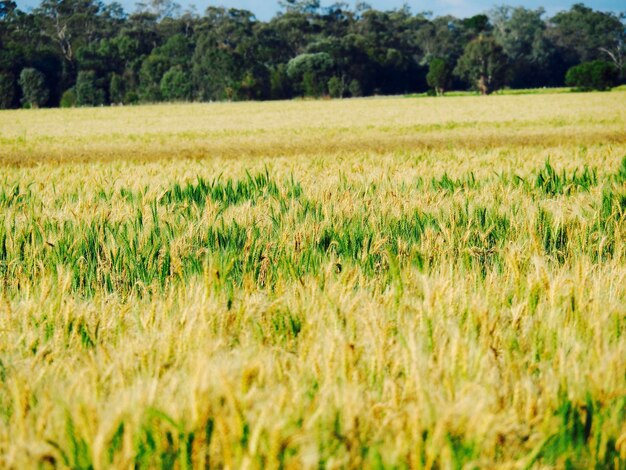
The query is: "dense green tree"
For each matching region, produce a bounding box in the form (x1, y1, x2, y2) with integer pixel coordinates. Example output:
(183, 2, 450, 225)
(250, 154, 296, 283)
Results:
(549, 4, 625, 76)
(154, 33, 192, 67)
(490, 6, 557, 87)
(75, 70, 104, 105)
(192, 34, 240, 101)
(138, 53, 168, 101)
(263, 12, 314, 60)
(35, 0, 123, 92)
(18, 67, 49, 107)
(416, 16, 467, 66)
(350, 7, 428, 94)
(565, 60, 618, 90)
(160, 65, 191, 100)
(1, 0, 63, 104)
(109, 73, 124, 104)
(0, 72, 15, 108)
(59, 87, 76, 106)
(306, 34, 373, 96)
(269, 64, 292, 99)
(287, 52, 334, 96)
(191, 7, 264, 101)
(327, 76, 344, 97)
(348, 78, 362, 97)
(426, 58, 452, 95)
(463, 14, 492, 35)
(1, 1, 624, 106)
(455, 35, 508, 94)
(319, 2, 353, 38)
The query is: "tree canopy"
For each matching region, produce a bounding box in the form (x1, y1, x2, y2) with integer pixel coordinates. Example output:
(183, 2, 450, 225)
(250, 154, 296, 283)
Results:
(0, 1, 624, 107)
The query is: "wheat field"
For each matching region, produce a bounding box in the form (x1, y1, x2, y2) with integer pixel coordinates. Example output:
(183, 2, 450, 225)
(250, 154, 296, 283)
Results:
(0, 92, 625, 469)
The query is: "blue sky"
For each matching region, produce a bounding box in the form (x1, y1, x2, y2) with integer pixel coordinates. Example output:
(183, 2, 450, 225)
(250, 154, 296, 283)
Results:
(14, 0, 625, 19)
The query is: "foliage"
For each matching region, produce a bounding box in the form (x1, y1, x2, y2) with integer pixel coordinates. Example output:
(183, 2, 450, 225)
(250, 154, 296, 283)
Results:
(0, 1, 624, 105)
(287, 53, 334, 97)
(455, 35, 508, 94)
(565, 60, 619, 91)
(139, 54, 167, 102)
(124, 91, 139, 104)
(75, 70, 105, 106)
(426, 58, 453, 95)
(0, 72, 15, 108)
(348, 79, 362, 97)
(18, 67, 49, 108)
(60, 88, 76, 107)
(160, 66, 191, 101)
(109, 73, 124, 105)
(190, 9, 262, 102)
(269, 64, 292, 99)
(416, 16, 467, 67)
(490, 6, 557, 87)
(534, 160, 598, 195)
(327, 76, 344, 98)
(548, 3, 625, 74)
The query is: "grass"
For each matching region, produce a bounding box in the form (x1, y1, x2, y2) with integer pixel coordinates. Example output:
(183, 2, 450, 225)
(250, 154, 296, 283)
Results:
(406, 87, 573, 98)
(0, 91, 625, 468)
(407, 86, 626, 98)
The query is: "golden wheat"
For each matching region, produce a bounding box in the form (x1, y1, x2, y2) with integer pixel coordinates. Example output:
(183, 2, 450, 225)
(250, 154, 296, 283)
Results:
(0, 92, 625, 469)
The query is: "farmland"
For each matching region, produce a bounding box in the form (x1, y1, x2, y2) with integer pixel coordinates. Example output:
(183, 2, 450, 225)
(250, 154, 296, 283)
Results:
(0, 92, 625, 468)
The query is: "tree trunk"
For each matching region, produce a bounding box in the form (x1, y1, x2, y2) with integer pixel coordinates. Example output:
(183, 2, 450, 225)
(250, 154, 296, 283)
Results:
(478, 75, 489, 95)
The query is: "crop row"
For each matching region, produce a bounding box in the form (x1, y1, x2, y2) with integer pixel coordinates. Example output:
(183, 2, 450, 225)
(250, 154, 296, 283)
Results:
(0, 162, 624, 297)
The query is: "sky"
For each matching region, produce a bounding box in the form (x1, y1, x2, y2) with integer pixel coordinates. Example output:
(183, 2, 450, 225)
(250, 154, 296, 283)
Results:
(13, 0, 626, 20)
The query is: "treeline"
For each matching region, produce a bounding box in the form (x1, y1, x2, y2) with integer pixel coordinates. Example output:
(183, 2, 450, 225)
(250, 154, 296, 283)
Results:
(0, 0, 625, 108)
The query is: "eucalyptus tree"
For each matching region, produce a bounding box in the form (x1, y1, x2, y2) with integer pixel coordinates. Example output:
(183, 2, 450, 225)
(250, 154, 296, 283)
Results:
(455, 34, 508, 94)
(490, 6, 557, 87)
(548, 3, 625, 78)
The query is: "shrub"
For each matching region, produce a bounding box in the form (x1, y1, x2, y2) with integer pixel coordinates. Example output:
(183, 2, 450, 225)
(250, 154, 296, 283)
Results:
(60, 88, 77, 108)
(18, 68, 48, 108)
(160, 67, 191, 101)
(565, 61, 618, 91)
(124, 91, 139, 104)
(426, 58, 452, 95)
(287, 53, 334, 97)
(270, 64, 291, 100)
(139, 54, 167, 102)
(109, 74, 125, 105)
(75, 71, 105, 106)
(327, 77, 344, 98)
(348, 79, 362, 97)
